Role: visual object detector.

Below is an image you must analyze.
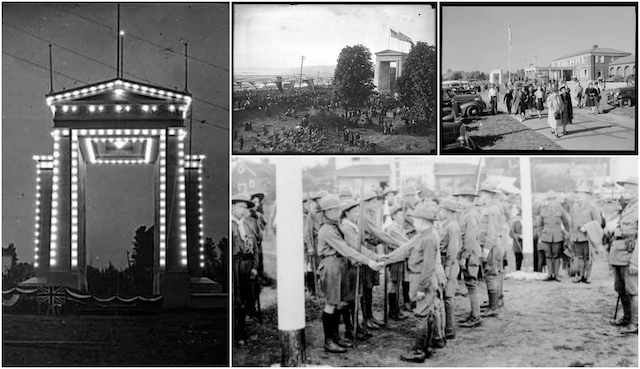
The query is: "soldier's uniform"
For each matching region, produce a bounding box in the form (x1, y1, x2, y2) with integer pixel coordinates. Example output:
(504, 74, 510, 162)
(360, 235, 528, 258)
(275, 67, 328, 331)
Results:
(401, 185, 422, 310)
(232, 194, 260, 344)
(454, 186, 483, 327)
(537, 191, 570, 281)
(478, 182, 506, 317)
(384, 204, 410, 320)
(439, 199, 462, 339)
(383, 203, 443, 363)
(569, 185, 601, 283)
(609, 177, 638, 334)
(303, 190, 328, 296)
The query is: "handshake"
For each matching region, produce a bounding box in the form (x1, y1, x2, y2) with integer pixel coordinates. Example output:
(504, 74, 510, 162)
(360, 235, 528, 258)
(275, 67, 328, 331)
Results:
(367, 260, 385, 271)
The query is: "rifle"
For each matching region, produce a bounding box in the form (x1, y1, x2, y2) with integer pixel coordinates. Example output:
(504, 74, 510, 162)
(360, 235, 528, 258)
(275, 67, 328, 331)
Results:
(383, 242, 388, 325)
(614, 295, 620, 321)
(306, 193, 318, 297)
(353, 182, 365, 348)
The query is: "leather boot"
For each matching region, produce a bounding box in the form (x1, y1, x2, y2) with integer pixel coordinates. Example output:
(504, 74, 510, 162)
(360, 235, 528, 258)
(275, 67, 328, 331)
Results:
(612, 294, 631, 326)
(583, 262, 592, 283)
(543, 257, 554, 281)
(342, 306, 368, 341)
(235, 307, 247, 344)
(445, 298, 455, 339)
(481, 292, 499, 317)
(365, 289, 386, 327)
(553, 259, 562, 281)
(402, 281, 412, 311)
(572, 258, 583, 283)
(333, 312, 354, 348)
(323, 312, 347, 353)
(389, 293, 407, 320)
(402, 329, 429, 364)
(621, 295, 638, 334)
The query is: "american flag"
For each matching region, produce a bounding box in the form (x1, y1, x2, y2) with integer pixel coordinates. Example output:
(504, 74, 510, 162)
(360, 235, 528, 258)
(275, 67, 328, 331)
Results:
(37, 286, 66, 307)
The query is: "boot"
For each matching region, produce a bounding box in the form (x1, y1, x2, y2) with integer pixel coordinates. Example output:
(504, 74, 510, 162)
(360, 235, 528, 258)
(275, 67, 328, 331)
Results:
(583, 262, 592, 284)
(459, 316, 482, 328)
(543, 257, 555, 281)
(361, 296, 379, 330)
(572, 259, 583, 283)
(612, 294, 632, 326)
(343, 306, 368, 341)
(481, 292, 499, 317)
(553, 259, 562, 281)
(365, 289, 386, 328)
(444, 298, 455, 339)
(402, 281, 412, 311)
(621, 295, 638, 334)
(389, 293, 407, 321)
(400, 349, 427, 363)
(235, 307, 247, 345)
(334, 309, 354, 348)
(323, 312, 347, 353)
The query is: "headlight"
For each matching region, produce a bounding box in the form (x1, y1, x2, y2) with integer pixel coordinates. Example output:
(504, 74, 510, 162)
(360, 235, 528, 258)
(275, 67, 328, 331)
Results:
(456, 135, 466, 145)
(615, 89, 620, 96)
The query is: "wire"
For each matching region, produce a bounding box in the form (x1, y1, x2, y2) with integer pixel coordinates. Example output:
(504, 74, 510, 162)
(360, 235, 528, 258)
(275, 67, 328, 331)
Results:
(64, 8, 229, 73)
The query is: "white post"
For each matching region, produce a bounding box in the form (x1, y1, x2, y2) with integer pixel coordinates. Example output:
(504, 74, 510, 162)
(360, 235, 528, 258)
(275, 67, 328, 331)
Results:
(519, 157, 534, 255)
(275, 157, 306, 366)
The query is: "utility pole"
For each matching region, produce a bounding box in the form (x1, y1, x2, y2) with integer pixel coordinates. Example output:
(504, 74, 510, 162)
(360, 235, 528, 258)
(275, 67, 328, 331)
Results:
(299, 56, 305, 91)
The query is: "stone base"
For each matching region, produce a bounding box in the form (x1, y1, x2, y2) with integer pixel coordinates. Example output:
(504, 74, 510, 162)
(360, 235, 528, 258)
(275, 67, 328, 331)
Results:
(161, 271, 191, 309)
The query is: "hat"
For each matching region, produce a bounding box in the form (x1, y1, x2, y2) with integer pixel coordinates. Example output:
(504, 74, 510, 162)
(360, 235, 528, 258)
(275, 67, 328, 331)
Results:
(479, 181, 501, 194)
(232, 193, 255, 208)
(546, 190, 557, 199)
(408, 203, 439, 221)
(250, 192, 265, 202)
(389, 204, 404, 217)
(616, 177, 638, 186)
(310, 190, 329, 201)
(439, 198, 459, 212)
(452, 185, 478, 197)
(340, 199, 359, 213)
(318, 195, 345, 211)
(339, 187, 353, 197)
(402, 185, 421, 196)
(362, 190, 381, 202)
(575, 184, 592, 194)
(382, 188, 399, 197)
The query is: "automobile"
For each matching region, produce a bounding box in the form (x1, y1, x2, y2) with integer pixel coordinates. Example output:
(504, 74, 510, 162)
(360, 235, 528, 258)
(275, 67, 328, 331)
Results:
(606, 75, 625, 83)
(625, 74, 636, 85)
(441, 87, 486, 117)
(607, 85, 636, 107)
(442, 100, 477, 151)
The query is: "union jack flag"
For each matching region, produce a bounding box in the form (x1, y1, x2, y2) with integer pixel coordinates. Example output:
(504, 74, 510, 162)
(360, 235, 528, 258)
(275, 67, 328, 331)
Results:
(37, 286, 66, 307)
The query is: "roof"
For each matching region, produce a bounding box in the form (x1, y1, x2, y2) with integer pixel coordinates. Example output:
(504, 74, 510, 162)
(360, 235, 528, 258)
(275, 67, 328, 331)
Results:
(375, 49, 409, 56)
(609, 55, 636, 66)
(553, 47, 631, 61)
(335, 164, 390, 178)
(434, 163, 477, 176)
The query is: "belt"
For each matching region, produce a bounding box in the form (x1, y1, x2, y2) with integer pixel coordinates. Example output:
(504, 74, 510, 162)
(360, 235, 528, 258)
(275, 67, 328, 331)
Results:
(233, 253, 254, 260)
(409, 271, 421, 275)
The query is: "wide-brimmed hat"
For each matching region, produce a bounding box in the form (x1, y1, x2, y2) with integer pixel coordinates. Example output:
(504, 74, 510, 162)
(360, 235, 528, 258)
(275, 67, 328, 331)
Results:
(250, 192, 265, 202)
(575, 184, 592, 194)
(402, 185, 421, 196)
(439, 198, 459, 212)
(382, 188, 399, 197)
(389, 204, 404, 217)
(362, 190, 381, 202)
(452, 185, 478, 197)
(310, 190, 329, 201)
(340, 199, 359, 213)
(318, 195, 345, 211)
(408, 203, 439, 221)
(339, 187, 353, 197)
(546, 190, 557, 200)
(232, 193, 255, 208)
(479, 181, 501, 194)
(616, 177, 638, 187)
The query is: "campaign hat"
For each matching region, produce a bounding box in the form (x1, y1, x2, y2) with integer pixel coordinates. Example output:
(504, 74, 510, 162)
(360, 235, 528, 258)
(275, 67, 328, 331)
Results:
(232, 193, 255, 208)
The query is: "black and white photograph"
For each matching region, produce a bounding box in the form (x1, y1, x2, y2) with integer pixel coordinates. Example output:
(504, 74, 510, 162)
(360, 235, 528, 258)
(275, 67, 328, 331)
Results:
(232, 3, 437, 154)
(2, 3, 229, 365)
(441, 4, 637, 153)
(232, 156, 638, 366)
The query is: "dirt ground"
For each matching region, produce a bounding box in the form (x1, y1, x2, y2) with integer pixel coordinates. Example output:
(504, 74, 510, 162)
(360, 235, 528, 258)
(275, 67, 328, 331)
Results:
(232, 107, 436, 154)
(233, 258, 638, 367)
(3, 310, 228, 366)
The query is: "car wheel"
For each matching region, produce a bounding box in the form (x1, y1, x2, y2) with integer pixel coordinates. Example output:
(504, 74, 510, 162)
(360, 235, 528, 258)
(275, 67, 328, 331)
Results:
(467, 105, 480, 117)
(621, 97, 632, 107)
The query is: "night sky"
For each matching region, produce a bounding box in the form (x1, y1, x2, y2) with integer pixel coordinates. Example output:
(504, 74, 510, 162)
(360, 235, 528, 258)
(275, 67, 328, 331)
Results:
(2, 3, 229, 268)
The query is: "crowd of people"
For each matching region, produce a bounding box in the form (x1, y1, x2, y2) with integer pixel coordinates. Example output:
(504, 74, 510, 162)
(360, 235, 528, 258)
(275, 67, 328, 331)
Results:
(231, 175, 638, 362)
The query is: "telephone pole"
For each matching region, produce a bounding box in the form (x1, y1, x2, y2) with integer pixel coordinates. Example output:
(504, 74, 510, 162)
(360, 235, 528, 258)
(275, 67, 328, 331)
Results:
(299, 56, 305, 91)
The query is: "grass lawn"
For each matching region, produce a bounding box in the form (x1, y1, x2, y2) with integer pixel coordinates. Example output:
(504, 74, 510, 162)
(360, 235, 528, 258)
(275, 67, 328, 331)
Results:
(3, 310, 228, 366)
(465, 113, 565, 150)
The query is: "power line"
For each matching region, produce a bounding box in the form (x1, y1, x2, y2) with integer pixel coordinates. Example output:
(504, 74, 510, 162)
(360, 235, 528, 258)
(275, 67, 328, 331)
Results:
(64, 8, 229, 73)
(4, 21, 228, 112)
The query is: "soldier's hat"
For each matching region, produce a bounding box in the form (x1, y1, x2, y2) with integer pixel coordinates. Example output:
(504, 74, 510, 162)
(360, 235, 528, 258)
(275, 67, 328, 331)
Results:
(339, 187, 353, 197)
(362, 190, 381, 202)
(546, 190, 558, 199)
(402, 185, 421, 196)
(439, 198, 459, 212)
(452, 185, 478, 197)
(310, 190, 329, 201)
(575, 184, 592, 194)
(616, 176, 638, 187)
(250, 192, 265, 202)
(389, 204, 404, 217)
(479, 181, 501, 194)
(232, 193, 255, 208)
(408, 203, 439, 221)
(382, 188, 399, 197)
(340, 199, 359, 213)
(318, 195, 345, 211)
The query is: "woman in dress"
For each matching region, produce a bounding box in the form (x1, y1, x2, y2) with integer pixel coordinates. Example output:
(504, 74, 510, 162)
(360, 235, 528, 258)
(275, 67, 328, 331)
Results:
(546, 86, 564, 137)
(519, 85, 529, 121)
(534, 86, 545, 119)
(511, 86, 522, 122)
(585, 82, 597, 115)
(559, 85, 573, 136)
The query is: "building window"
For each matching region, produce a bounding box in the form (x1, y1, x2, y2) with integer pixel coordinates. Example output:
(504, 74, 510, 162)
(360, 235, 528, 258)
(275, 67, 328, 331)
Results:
(583, 56, 586, 64)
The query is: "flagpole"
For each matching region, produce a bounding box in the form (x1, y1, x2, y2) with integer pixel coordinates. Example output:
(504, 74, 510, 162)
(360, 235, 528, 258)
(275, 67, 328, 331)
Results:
(388, 30, 390, 50)
(508, 21, 511, 85)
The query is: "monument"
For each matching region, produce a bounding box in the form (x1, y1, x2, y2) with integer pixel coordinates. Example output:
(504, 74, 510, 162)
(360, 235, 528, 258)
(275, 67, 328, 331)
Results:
(489, 68, 503, 86)
(374, 49, 409, 94)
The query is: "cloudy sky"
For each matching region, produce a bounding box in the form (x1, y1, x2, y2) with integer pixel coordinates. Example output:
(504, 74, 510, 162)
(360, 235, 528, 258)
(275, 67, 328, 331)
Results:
(2, 3, 229, 268)
(234, 4, 436, 73)
(443, 5, 636, 73)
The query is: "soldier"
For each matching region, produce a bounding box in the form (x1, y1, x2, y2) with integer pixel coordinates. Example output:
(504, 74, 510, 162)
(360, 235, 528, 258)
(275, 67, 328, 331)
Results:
(384, 204, 410, 321)
(361, 190, 404, 329)
(381, 203, 442, 363)
(569, 185, 601, 284)
(438, 198, 461, 339)
(453, 185, 482, 328)
(303, 190, 328, 296)
(249, 192, 267, 278)
(232, 193, 259, 346)
(382, 188, 399, 226)
(537, 191, 570, 281)
(316, 195, 383, 353)
(401, 185, 422, 311)
(609, 176, 638, 334)
(478, 181, 506, 318)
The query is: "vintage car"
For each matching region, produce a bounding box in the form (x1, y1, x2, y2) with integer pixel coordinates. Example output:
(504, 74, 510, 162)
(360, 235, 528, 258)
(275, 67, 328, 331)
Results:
(606, 75, 625, 83)
(442, 100, 477, 151)
(442, 87, 486, 117)
(607, 85, 636, 107)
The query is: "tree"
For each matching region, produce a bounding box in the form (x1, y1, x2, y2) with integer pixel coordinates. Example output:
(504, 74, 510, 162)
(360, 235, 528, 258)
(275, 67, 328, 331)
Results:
(203, 236, 228, 292)
(2, 243, 35, 290)
(396, 41, 437, 129)
(333, 44, 375, 117)
(130, 225, 155, 296)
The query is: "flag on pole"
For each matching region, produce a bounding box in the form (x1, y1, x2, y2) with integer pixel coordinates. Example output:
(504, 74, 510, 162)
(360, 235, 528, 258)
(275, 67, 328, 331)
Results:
(508, 24, 513, 51)
(390, 28, 412, 43)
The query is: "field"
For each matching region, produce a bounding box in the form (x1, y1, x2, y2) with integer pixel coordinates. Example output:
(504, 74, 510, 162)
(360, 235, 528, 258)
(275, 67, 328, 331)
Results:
(232, 106, 436, 154)
(3, 310, 228, 366)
